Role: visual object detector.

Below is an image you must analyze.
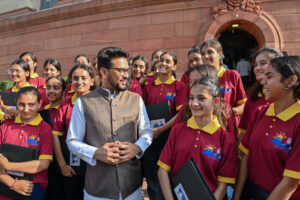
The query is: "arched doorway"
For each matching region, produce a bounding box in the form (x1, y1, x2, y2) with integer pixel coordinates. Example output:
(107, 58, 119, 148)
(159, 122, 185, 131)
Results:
(218, 29, 258, 69)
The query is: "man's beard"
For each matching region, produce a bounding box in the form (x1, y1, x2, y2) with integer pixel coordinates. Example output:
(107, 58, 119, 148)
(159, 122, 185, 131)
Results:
(108, 74, 128, 92)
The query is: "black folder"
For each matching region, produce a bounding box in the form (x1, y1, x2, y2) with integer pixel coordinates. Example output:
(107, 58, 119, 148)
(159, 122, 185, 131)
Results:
(171, 158, 216, 200)
(0, 92, 17, 106)
(145, 101, 173, 155)
(146, 101, 173, 123)
(0, 143, 39, 200)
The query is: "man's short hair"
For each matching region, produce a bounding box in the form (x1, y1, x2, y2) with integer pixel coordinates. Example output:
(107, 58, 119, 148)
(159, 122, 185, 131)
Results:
(97, 47, 129, 71)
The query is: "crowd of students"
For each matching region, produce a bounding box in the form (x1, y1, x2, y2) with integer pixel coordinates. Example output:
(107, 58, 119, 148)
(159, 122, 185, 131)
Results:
(0, 39, 299, 200)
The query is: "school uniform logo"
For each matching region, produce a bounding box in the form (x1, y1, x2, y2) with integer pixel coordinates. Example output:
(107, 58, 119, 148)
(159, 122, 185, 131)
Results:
(164, 92, 175, 101)
(270, 132, 292, 153)
(201, 144, 221, 160)
(25, 135, 40, 146)
(220, 86, 231, 94)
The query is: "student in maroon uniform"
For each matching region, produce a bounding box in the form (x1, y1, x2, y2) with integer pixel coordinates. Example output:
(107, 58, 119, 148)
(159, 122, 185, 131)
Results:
(19, 52, 46, 89)
(52, 64, 94, 200)
(40, 58, 62, 109)
(158, 77, 236, 200)
(238, 48, 283, 135)
(1, 59, 31, 117)
(0, 87, 53, 200)
(143, 51, 187, 199)
(234, 56, 300, 200)
(200, 40, 246, 139)
(129, 55, 148, 96)
(181, 44, 203, 90)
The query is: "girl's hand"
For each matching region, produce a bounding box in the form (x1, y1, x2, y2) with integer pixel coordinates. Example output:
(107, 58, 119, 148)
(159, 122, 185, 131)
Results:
(1, 114, 12, 123)
(0, 154, 9, 170)
(60, 164, 76, 177)
(13, 180, 34, 196)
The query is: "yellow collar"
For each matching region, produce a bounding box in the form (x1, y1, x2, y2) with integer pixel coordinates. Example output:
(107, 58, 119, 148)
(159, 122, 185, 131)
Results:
(44, 104, 60, 110)
(12, 82, 31, 92)
(30, 73, 39, 79)
(187, 116, 221, 134)
(217, 66, 226, 78)
(155, 76, 176, 85)
(15, 113, 43, 126)
(265, 100, 300, 122)
(71, 93, 78, 105)
(148, 72, 154, 76)
(68, 89, 75, 94)
(43, 85, 46, 89)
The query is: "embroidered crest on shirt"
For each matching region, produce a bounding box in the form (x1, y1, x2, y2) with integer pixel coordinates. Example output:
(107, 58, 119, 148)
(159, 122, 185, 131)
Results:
(270, 132, 292, 152)
(164, 92, 175, 101)
(201, 144, 221, 160)
(25, 135, 40, 146)
(220, 86, 231, 93)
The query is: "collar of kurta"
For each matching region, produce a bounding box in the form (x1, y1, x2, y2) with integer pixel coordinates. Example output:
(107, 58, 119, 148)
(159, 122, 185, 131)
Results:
(44, 104, 60, 110)
(265, 100, 300, 122)
(30, 73, 39, 79)
(217, 66, 226, 78)
(15, 113, 43, 126)
(187, 116, 221, 134)
(155, 76, 176, 85)
(11, 82, 31, 92)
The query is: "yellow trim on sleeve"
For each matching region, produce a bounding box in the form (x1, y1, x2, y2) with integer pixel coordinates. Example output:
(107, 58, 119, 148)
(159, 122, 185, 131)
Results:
(217, 176, 235, 184)
(239, 143, 249, 155)
(52, 130, 64, 136)
(283, 169, 300, 179)
(39, 155, 53, 160)
(238, 128, 246, 134)
(157, 160, 172, 172)
(176, 105, 182, 111)
(236, 98, 247, 105)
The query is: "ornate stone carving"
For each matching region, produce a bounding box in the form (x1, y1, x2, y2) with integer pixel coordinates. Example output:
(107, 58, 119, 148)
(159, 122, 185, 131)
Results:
(212, 0, 263, 15)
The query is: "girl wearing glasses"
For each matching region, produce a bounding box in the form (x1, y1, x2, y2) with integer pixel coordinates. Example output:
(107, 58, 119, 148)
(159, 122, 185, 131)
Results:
(51, 64, 94, 200)
(6, 59, 31, 93)
(0, 59, 32, 118)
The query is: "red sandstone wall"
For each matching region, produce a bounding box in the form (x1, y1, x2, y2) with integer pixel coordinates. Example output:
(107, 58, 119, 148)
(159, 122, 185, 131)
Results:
(0, 0, 299, 81)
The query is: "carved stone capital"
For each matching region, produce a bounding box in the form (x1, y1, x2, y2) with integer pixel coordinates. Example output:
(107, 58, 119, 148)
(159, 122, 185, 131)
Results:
(213, 0, 263, 16)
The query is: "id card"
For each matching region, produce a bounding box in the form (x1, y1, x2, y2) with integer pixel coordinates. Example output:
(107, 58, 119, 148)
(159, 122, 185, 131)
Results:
(70, 152, 80, 166)
(150, 118, 165, 128)
(174, 183, 189, 200)
(7, 170, 24, 177)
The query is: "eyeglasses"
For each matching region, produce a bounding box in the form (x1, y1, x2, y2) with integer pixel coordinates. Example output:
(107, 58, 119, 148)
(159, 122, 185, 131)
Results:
(46, 84, 62, 91)
(8, 69, 24, 75)
(110, 68, 130, 76)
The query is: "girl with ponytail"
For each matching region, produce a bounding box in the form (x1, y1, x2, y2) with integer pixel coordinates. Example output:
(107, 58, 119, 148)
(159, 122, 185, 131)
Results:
(158, 77, 236, 200)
